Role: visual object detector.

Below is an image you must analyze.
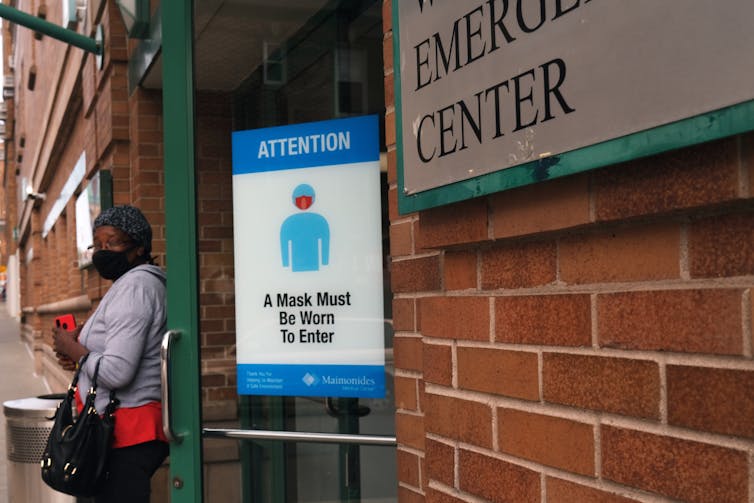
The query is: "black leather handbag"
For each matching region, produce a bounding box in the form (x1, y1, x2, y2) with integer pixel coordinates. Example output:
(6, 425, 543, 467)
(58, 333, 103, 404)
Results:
(41, 355, 119, 497)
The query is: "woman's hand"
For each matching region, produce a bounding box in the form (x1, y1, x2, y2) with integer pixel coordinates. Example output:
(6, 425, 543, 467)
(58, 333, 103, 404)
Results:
(55, 352, 77, 371)
(52, 325, 88, 369)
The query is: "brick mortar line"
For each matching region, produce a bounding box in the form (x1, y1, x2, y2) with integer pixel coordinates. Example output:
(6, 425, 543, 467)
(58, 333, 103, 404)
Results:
(594, 414, 602, 489)
(442, 276, 754, 295)
(410, 296, 417, 332)
(537, 351, 544, 403)
(454, 437, 461, 492)
(598, 415, 754, 452)
(432, 338, 754, 371)
(393, 331, 423, 339)
(396, 408, 424, 418)
(390, 215, 413, 226)
(424, 383, 754, 452)
(393, 368, 422, 378)
(590, 292, 599, 348)
(679, 222, 690, 280)
(396, 445, 424, 458)
(426, 481, 486, 503)
(743, 289, 752, 358)
(451, 338, 458, 389)
(488, 297, 495, 344)
(658, 357, 668, 424)
(391, 251, 441, 262)
(491, 398, 499, 452)
(476, 248, 482, 290)
(397, 482, 424, 497)
(440, 440, 677, 503)
(390, 278, 754, 300)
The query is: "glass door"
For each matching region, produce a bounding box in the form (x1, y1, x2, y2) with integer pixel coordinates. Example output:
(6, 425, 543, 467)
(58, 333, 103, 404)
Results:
(162, 1, 395, 501)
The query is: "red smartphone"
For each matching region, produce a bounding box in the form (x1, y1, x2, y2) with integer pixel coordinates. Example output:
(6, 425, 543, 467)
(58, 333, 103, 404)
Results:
(55, 314, 76, 331)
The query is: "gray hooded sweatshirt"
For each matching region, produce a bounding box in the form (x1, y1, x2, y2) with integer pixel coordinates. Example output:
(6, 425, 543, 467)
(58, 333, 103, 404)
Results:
(77, 264, 167, 413)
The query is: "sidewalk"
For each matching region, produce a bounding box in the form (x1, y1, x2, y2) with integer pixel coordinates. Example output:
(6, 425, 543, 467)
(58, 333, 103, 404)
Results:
(0, 304, 51, 502)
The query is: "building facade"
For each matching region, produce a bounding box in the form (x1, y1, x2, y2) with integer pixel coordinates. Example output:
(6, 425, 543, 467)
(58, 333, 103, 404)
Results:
(2, 0, 753, 502)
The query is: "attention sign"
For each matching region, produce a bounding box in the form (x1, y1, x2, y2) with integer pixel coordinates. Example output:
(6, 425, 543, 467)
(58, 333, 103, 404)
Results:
(232, 115, 386, 398)
(395, 0, 754, 198)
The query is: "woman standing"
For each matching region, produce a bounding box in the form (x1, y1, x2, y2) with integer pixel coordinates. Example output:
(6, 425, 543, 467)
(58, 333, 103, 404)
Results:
(52, 205, 168, 503)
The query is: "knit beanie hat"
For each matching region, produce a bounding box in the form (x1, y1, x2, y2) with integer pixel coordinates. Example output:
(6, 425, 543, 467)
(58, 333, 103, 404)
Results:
(93, 205, 152, 255)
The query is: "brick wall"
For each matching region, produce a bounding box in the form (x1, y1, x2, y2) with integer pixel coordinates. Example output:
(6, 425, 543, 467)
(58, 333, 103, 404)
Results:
(384, 2, 754, 502)
(195, 91, 237, 421)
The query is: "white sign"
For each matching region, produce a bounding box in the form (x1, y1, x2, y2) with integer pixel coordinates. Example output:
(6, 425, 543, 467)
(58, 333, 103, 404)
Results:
(397, 0, 754, 194)
(43, 152, 86, 237)
(232, 115, 385, 398)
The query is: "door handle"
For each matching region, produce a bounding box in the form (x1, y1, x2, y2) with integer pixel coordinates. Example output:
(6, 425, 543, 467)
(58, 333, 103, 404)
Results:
(160, 329, 183, 443)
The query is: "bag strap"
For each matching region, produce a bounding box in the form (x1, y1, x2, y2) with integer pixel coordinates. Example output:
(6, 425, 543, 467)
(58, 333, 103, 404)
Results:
(68, 353, 90, 393)
(84, 356, 120, 415)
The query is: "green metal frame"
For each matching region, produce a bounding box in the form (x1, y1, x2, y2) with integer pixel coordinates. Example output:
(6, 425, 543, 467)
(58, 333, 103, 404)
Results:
(0, 4, 100, 54)
(391, 3, 754, 215)
(161, 0, 204, 501)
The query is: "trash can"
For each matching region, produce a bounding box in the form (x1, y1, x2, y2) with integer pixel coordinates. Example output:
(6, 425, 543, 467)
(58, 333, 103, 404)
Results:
(4, 397, 74, 502)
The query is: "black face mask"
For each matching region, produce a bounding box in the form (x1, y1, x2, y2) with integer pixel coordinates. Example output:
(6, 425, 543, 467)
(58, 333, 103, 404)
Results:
(92, 249, 134, 280)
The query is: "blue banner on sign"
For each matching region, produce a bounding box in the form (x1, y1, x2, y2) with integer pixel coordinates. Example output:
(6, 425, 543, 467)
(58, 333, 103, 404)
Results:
(237, 363, 386, 398)
(232, 115, 379, 175)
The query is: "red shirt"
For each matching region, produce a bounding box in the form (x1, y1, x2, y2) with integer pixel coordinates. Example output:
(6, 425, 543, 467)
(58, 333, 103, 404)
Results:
(76, 390, 168, 448)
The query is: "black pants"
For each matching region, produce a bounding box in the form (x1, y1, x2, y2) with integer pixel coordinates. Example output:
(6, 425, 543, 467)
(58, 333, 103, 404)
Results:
(92, 440, 169, 503)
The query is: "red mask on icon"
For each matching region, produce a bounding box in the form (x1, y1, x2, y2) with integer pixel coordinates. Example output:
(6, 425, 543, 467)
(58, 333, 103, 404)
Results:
(295, 195, 313, 210)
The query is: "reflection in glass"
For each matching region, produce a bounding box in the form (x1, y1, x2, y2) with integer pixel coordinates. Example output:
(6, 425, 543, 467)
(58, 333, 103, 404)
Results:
(194, 1, 394, 501)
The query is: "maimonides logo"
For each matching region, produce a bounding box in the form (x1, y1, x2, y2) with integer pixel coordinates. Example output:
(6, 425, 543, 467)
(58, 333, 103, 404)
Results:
(302, 372, 320, 387)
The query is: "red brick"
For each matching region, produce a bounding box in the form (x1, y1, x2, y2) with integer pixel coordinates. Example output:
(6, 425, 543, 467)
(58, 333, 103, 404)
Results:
(385, 109, 396, 150)
(416, 199, 488, 249)
(396, 411, 425, 451)
(394, 335, 423, 372)
(689, 211, 754, 278)
(443, 250, 477, 291)
(601, 426, 748, 502)
(389, 185, 400, 221)
(457, 347, 538, 401)
(597, 289, 743, 355)
(495, 294, 591, 346)
(559, 223, 681, 284)
(394, 375, 419, 411)
(390, 220, 413, 257)
(423, 343, 452, 386)
(393, 297, 416, 332)
(546, 477, 642, 503)
(383, 35, 394, 75)
(481, 240, 556, 289)
(420, 297, 490, 341)
(667, 365, 754, 439)
(392, 255, 441, 293)
(490, 173, 590, 239)
(398, 487, 424, 503)
(387, 148, 398, 185)
(543, 354, 660, 419)
(594, 138, 740, 221)
(425, 393, 492, 448)
(425, 438, 454, 487)
(459, 449, 540, 503)
(382, 0, 392, 34)
(397, 449, 421, 488)
(498, 408, 594, 476)
(424, 488, 466, 503)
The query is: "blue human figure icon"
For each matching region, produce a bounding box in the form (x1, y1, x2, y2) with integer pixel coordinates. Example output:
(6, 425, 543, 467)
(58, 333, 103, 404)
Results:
(280, 184, 330, 272)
